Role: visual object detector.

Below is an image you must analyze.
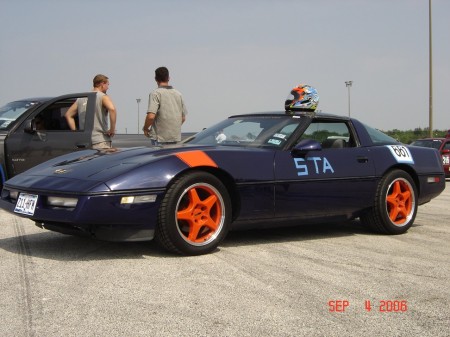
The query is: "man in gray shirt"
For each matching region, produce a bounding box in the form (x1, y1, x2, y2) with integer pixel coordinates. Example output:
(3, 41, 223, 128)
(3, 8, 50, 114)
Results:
(142, 67, 187, 145)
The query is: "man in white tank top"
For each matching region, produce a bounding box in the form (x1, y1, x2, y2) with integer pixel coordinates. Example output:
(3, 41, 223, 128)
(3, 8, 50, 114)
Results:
(65, 74, 117, 149)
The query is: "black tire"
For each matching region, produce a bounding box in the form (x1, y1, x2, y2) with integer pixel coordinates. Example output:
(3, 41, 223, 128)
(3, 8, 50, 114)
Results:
(361, 169, 417, 235)
(155, 171, 231, 255)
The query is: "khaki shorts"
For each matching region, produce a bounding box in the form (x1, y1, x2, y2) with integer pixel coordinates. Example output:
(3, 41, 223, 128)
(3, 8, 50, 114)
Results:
(92, 141, 112, 149)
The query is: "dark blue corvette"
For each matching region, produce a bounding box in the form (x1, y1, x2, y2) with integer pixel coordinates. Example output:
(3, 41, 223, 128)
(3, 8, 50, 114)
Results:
(0, 111, 445, 255)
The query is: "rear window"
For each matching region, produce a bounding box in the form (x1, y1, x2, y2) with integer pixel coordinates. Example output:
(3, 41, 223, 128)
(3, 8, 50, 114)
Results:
(363, 123, 399, 145)
(410, 139, 442, 150)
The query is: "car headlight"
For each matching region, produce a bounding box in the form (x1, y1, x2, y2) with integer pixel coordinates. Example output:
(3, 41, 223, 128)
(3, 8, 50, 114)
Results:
(120, 195, 157, 204)
(47, 196, 78, 208)
(7, 189, 19, 200)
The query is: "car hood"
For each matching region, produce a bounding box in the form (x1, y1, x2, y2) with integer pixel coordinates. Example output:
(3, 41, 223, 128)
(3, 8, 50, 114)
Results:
(5, 141, 278, 194)
(5, 144, 266, 193)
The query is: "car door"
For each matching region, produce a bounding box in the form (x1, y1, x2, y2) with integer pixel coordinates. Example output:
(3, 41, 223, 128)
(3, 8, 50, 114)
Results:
(5, 93, 94, 177)
(274, 120, 377, 220)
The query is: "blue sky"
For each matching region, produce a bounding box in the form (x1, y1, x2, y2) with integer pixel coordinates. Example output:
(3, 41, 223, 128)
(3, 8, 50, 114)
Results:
(1, 0, 449, 133)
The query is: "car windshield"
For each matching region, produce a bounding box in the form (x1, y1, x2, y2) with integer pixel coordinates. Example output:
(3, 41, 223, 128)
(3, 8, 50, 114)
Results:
(185, 115, 304, 148)
(0, 100, 40, 130)
(410, 139, 442, 150)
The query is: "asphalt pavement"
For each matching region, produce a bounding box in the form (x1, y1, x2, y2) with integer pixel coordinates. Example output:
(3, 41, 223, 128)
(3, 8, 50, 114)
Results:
(0, 183, 449, 337)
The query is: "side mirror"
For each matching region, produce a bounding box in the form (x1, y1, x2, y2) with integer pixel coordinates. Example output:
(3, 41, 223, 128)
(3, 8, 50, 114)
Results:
(291, 139, 321, 157)
(441, 149, 450, 154)
(23, 119, 35, 134)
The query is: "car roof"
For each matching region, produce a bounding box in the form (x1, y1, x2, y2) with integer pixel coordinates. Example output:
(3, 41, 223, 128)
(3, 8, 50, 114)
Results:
(12, 97, 53, 103)
(229, 110, 350, 121)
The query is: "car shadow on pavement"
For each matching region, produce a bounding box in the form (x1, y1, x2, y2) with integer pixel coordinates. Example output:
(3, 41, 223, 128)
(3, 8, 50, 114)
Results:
(0, 219, 374, 261)
(222, 219, 370, 248)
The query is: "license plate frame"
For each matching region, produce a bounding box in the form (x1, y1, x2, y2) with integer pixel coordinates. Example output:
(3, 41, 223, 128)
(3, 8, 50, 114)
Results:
(14, 193, 38, 216)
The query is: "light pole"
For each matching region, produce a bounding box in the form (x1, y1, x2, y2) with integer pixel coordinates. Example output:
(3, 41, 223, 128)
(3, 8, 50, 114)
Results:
(345, 81, 353, 117)
(428, 0, 433, 137)
(136, 98, 141, 134)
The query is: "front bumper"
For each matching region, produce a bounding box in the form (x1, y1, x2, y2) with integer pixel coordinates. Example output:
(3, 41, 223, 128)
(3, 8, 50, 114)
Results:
(35, 221, 155, 242)
(0, 188, 165, 242)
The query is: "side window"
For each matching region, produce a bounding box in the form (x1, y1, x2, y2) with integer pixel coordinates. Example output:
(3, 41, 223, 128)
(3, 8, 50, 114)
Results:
(363, 123, 398, 145)
(32, 97, 86, 131)
(443, 142, 450, 151)
(301, 121, 353, 148)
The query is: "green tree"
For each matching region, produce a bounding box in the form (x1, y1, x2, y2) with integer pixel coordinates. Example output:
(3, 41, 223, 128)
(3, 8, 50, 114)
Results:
(384, 128, 447, 144)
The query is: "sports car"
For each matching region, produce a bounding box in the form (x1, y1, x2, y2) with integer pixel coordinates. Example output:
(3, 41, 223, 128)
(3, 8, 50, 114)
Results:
(0, 110, 445, 255)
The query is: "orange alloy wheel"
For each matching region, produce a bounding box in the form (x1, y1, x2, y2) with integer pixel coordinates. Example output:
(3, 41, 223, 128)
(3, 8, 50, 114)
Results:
(386, 178, 414, 226)
(176, 183, 225, 245)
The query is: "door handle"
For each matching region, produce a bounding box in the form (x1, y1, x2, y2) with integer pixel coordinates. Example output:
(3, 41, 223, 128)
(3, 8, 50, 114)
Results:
(357, 156, 369, 163)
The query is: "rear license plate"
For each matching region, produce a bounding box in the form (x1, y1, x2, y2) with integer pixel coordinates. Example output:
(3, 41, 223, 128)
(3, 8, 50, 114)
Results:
(14, 193, 38, 216)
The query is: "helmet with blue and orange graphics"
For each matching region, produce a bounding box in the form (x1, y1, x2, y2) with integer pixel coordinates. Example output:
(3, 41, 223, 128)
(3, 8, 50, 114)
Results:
(285, 84, 319, 112)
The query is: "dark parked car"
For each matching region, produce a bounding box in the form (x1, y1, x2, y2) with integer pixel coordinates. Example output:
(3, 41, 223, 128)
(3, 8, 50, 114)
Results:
(0, 110, 445, 255)
(410, 138, 450, 177)
(0, 94, 151, 189)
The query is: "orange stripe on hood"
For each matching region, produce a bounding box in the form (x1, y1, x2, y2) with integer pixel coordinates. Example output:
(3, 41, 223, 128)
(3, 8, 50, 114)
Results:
(175, 150, 218, 168)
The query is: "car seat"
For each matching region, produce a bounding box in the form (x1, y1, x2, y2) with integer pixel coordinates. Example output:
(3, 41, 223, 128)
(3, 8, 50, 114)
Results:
(322, 138, 346, 149)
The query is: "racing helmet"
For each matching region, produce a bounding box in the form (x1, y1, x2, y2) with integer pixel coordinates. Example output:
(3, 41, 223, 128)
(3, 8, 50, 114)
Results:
(285, 84, 319, 111)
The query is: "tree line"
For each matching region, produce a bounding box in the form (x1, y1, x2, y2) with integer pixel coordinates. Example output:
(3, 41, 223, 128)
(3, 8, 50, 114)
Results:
(383, 128, 449, 144)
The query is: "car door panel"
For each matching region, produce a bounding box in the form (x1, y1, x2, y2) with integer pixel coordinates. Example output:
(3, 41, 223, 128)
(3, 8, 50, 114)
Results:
(274, 147, 377, 219)
(5, 94, 93, 177)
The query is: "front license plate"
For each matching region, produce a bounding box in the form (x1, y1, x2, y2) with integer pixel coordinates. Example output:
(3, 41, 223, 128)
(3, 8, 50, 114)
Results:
(14, 193, 38, 216)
